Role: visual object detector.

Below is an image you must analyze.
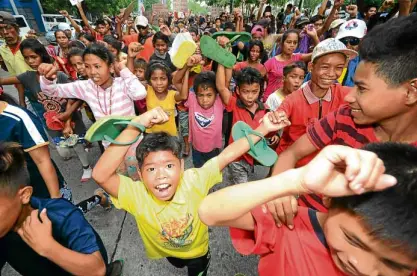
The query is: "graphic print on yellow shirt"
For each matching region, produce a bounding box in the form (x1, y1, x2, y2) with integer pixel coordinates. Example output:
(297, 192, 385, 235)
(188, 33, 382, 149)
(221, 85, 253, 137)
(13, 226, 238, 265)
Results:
(111, 157, 222, 259)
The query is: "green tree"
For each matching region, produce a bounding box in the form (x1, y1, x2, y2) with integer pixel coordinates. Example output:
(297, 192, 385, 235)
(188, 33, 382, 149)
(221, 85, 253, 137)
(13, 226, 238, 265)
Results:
(188, 0, 209, 14)
(40, 0, 136, 16)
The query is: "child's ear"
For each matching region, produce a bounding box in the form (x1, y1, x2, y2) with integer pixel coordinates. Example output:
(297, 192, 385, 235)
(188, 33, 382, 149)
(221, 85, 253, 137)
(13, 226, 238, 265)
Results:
(307, 62, 313, 73)
(110, 63, 115, 74)
(405, 79, 417, 105)
(235, 86, 240, 95)
(180, 159, 185, 173)
(18, 186, 33, 205)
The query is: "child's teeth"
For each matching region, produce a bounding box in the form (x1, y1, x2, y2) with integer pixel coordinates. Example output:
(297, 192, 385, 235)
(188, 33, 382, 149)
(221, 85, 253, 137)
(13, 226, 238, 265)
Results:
(157, 184, 169, 189)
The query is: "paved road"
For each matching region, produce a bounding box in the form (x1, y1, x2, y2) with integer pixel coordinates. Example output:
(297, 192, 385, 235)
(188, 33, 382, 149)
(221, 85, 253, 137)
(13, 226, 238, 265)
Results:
(1, 79, 267, 276)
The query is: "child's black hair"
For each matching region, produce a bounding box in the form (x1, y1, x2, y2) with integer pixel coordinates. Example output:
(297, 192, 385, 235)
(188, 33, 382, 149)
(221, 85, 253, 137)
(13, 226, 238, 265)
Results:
(193, 71, 217, 94)
(310, 15, 323, 24)
(103, 35, 122, 54)
(54, 29, 70, 40)
(248, 40, 265, 56)
(136, 132, 182, 168)
(67, 47, 85, 61)
(134, 58, 147, 70)
(0, 142, 29, 196)
(235, 67, 264, 96)
(188, 26, 199, 36)
(224, 22, 235, 31)
(152, 31, 169, 46)
(78, 32, 96, 43)
(331, 142, 417, 259)
(283, 61, 307, 77)
(83, 43, 115, 65)
(20, 38, 54, 64)
(95, 19, 106, 27)
(359, 13, 417, 86)
(145, 61, 172, 84)
(281, 29, 299, 44)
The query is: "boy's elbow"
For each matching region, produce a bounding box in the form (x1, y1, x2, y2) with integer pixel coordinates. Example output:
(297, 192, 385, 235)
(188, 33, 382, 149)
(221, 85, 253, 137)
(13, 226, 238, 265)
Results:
(198, 202, 217, 227)
(91, 261, 106, 276)
(92, 168, 105, 185)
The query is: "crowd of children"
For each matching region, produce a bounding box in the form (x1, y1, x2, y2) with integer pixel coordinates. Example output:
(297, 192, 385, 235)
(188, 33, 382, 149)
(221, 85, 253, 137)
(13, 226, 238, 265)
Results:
(0, 0, 417, 275)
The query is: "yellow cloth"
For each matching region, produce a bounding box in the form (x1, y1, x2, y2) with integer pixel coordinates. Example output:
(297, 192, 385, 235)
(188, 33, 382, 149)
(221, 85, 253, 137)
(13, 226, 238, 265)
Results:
(338, 67, 347, 85)
(0, 42, 33, 76)
(111, 157, 223, 259)
(146, 86, 177, 136)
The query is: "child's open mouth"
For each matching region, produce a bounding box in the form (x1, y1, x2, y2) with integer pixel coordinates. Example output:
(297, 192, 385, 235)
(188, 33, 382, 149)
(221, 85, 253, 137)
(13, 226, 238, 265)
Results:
(154, 183, 172, 199)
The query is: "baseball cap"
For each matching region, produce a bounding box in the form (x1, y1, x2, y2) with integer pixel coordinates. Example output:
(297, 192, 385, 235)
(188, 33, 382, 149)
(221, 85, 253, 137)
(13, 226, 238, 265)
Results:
(295, 16, 309, 27)
(312, 38, 357, 63)
(58, 23, 71, 31)
(251, 25, 264, 36)
(0, 11, 16, 25)
(134, 15, 149, 28)
(329, 19, 346, 30)
(336, 19, 367, 40)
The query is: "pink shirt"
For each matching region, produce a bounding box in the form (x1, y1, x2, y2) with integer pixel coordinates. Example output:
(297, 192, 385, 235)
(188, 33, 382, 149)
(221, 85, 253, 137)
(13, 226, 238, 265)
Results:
(264, 53, 302, 102)
(40, 68, 146, 120)
(185, 92, 224, 153)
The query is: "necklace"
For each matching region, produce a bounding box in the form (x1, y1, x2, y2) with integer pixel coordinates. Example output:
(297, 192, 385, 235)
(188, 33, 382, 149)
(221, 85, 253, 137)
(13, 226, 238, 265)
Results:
(96, 82, 113, 116)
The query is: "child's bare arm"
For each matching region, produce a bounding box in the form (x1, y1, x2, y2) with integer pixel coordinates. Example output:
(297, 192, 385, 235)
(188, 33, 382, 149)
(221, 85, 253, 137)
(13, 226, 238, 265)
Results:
(217, 112, 290, 171)
(200, 145, 397, 229)
(76, 2, 95, 35)
(174, 55, 201, 102)
(216, 64, 232, 105)
(92, 107, 169, 198)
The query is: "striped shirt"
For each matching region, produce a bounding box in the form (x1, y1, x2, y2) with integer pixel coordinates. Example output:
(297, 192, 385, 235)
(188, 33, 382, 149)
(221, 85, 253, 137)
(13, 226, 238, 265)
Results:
(40, 68, 146, 120)
(302, 104, 417, 211)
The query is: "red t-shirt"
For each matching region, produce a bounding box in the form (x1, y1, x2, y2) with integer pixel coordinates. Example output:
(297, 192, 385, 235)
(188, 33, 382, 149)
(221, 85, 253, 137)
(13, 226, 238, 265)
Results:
(230, 207, 345, 276)
(303, 104, 417, 212)
(233, 61, 266, 74)
(226, 95, 269, 166)
(123, 34, 154, 62)
(277, 82, 350, 167)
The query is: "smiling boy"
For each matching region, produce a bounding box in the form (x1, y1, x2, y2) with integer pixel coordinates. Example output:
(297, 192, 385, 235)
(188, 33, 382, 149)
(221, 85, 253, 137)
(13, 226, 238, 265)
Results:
(199, 142, 417, 276)
(268, 13, 417, 228)
(92, 107, 289, 276)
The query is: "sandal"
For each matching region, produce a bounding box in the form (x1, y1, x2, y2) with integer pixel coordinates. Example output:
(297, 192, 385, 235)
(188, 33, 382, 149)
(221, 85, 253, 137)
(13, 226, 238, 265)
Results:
(171, 40, 197, 69)
(232, 121, 278, 167)
(211, 31, 252, 44)
(85, 116, 145, 146)
(200, 35, 236, 68)
(94, 188, 112, 211)
(106, 259, 124, 276)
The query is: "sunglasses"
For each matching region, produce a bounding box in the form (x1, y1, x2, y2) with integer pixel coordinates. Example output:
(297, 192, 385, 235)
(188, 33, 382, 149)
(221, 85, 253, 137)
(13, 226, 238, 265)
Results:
(136, 25, 147, 30)
(340, 37, 360, 46)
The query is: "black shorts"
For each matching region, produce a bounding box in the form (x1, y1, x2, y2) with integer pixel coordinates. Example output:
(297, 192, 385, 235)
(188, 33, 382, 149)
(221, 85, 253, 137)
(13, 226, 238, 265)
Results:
(166, 250, 211, 276)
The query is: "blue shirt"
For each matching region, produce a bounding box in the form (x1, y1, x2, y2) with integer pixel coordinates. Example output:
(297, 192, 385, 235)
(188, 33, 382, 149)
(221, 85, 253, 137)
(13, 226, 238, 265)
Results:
(0, 103, 66, 198)
(30, 196, 108, 263)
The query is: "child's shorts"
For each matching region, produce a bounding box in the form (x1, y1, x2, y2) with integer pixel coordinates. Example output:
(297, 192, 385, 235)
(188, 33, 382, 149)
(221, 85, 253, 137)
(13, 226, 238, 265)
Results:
(178, 110, 189, 138)
(166, 250, 210, 276)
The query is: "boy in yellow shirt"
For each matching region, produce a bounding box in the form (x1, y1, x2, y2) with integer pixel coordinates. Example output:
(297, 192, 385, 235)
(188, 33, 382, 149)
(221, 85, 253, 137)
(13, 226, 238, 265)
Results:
(92, 107, 289, 275)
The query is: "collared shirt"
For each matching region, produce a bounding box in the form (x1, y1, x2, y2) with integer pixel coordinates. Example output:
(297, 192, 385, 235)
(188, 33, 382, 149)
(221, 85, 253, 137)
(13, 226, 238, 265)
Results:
(0, 39, 33, 76)
(277, 81, 350, 167)
(226, 95, 270, 166)
(111, 157, 222, 259)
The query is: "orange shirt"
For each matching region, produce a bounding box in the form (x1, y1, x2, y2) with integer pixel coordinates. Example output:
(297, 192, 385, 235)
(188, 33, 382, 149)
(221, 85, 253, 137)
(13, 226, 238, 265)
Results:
(123, 34, 154, 62)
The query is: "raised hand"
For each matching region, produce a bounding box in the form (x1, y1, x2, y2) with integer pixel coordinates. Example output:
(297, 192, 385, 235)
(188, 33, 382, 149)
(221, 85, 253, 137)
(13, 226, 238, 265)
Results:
(261, 111, 291, 133)
(160, 25, 172, 36)
(38, 63, 58, 80)
(186, 54, 203, 67)
(127, 42, 144, 58)
(134, 106, 170, 128)
(59, 10, 69, 17)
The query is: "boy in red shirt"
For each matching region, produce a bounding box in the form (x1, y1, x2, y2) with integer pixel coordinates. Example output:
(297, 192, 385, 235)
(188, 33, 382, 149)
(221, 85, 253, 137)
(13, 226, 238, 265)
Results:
(267, 14, 417, 227)
(216, 64, 273, 184)
(199, 142, 417, 276)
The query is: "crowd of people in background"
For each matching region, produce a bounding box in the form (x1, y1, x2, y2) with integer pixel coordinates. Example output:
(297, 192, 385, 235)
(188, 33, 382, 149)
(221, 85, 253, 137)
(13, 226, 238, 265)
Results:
(1, 0, 417, 275)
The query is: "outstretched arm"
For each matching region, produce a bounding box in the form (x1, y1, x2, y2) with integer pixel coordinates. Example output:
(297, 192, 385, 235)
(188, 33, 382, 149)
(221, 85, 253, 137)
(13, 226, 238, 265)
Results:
(216, 64, 232, 105)
(173, 55, 202, 102)
(76, 2, 96, 35)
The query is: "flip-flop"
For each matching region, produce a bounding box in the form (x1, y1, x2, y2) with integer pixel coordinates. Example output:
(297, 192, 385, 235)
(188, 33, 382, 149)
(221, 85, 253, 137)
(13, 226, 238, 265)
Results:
(171, 40, 197, 69)
(212, 31, 252, 44)
(200, 35, 236, 68)
(85, 116, 145, 146)
(232, 121, 278, 167)
(106, 259, 124, 276)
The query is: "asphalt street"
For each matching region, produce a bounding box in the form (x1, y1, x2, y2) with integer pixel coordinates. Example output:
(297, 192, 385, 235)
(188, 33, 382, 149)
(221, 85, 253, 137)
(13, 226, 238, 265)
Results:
(1, 78, 267, 276)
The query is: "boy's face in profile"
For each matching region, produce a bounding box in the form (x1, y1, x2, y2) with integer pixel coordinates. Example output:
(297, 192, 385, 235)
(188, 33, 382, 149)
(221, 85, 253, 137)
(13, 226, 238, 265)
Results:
(324, 208, 417, 276)
(344, 61, 411, 126)
(0, 187, 31, 238)
(134, 67, 146, 81)
(236, 83, 260, 108)
(139, 150, 184, 201)
(196, 85, 216, 110)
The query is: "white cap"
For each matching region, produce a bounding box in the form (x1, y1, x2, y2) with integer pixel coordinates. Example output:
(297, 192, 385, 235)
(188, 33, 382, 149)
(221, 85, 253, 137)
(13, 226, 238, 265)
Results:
(134, 15, 148, 28)
(57, 23, 71, 31)
(329, 19, 346, 30)
(336, 19, 367, 40)
(312, 38, 358, 62)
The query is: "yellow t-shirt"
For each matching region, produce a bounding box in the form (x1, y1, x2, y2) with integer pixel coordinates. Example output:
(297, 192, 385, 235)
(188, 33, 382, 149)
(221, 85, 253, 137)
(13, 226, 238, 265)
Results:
(146, 86, 177, 136)
(0, 43, 33, 76)
(111, 157, 223, 259)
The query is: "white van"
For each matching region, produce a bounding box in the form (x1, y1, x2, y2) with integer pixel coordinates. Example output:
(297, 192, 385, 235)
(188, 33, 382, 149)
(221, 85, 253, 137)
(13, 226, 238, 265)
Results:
(14, 15, 31, 37)
(41, 14, 68, 32)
